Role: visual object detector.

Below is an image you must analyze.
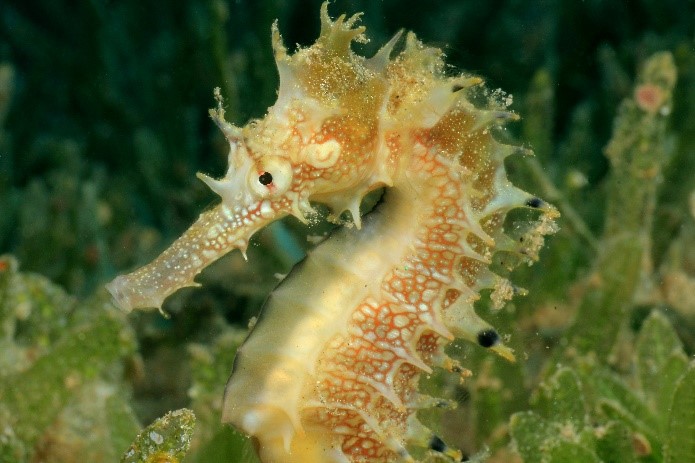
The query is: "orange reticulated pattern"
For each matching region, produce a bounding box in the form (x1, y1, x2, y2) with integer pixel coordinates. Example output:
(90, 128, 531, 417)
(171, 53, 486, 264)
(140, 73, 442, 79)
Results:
(317, 115, 379, 172)
(301, 147, 495, 461)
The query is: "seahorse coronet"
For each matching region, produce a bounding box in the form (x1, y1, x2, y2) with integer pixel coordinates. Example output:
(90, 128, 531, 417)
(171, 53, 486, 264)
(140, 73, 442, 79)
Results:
(107, 3, 559, 462)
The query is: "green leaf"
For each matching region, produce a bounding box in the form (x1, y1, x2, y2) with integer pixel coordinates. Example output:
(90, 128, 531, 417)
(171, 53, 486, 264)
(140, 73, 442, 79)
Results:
(546, 440, 600, 463)
(635, 311, 684, 408)
(0, 307, 136, 446)
(594, 421, 637, 463)
(664, 363, 695, 463)
(591, 369, 659, 434)
(598, 400, 662, 462)
(510, 411, 552, 463)
(534, 367, 586, 429)
(121, 409, 196, 463)
(655, 352, 689, 430)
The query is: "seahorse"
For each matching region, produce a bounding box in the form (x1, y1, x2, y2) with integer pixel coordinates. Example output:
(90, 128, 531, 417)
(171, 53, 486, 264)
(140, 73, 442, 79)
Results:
(107, 3, 558, 462)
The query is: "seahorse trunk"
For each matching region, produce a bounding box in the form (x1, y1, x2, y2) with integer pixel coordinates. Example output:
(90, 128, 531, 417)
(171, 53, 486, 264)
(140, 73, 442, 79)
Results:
(223, 135, 537, 461)
(224, 185, 422, 462)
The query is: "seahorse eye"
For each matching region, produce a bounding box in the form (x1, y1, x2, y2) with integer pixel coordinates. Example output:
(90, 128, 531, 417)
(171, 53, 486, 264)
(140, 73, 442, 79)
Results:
(258, 172, 273, 186)
(248, 156, 293, 198)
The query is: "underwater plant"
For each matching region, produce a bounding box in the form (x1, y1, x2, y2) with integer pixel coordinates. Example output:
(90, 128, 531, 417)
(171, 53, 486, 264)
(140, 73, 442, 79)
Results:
(0, 256, 139, 461)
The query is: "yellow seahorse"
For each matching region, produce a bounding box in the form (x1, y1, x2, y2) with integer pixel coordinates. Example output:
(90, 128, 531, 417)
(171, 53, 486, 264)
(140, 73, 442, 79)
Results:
(107, 4, 558, 462)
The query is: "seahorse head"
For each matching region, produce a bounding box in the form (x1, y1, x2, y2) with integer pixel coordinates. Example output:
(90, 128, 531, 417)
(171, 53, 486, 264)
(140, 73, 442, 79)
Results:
(105, 3, 406, 313)
(106, 2, 548, 317)
(198, 3, 398, 235)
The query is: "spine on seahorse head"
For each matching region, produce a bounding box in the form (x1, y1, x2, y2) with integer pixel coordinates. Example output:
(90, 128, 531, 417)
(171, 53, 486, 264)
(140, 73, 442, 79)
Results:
(107, 3, 558, 462)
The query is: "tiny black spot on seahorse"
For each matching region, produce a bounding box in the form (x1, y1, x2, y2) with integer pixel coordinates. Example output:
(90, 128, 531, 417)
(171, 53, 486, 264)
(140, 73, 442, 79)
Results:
(476, 329, 499, 348)
(428, 435, 447, 453)
(452, 84, 464, 92)
(525, 197, 543, 208)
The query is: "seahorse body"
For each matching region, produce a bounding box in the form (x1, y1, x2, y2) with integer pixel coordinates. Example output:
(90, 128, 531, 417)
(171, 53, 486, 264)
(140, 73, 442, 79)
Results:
(107, 4, 557, 462)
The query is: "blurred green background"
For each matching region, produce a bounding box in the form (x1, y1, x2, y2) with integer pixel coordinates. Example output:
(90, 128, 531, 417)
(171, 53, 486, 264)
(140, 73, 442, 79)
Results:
(1, 0, 694, 462)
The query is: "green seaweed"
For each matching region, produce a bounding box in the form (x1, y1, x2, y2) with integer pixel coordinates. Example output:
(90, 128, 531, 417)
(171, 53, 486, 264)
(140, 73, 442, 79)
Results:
(663, 364, 695, 463)
(508, 50, 693, 463)
(510, 310, 693, 463)
(553, 51, 676, 365)
(121, 409, 195, 463)
(0, 255, 139, 462)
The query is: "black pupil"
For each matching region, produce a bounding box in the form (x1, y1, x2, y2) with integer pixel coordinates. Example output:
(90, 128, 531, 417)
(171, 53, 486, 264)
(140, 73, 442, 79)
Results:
(258, 172, 273, 186)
